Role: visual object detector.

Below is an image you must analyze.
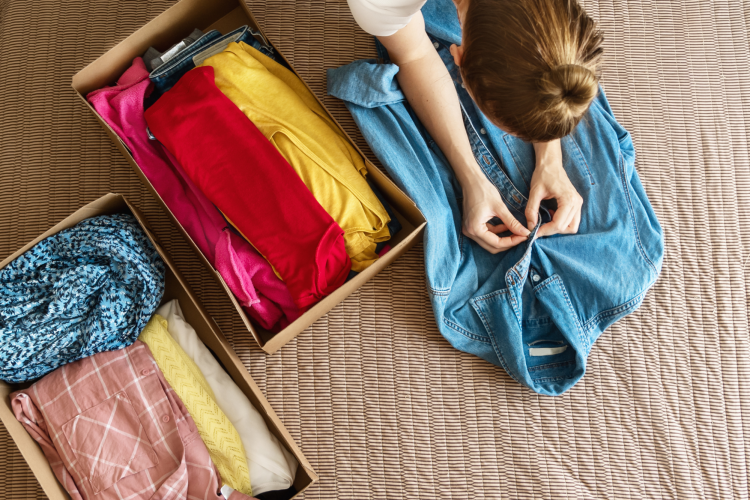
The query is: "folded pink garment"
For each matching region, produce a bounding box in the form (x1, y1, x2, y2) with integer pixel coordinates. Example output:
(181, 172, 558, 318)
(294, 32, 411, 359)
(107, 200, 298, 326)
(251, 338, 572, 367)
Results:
(216, 230, 297, 330)
(11, 342, 257, 500)
(87, 58, 299, 330)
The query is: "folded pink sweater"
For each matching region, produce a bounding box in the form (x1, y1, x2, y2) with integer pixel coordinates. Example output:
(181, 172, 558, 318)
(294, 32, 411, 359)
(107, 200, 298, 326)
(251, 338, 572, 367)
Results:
(87, 57, 299, 331)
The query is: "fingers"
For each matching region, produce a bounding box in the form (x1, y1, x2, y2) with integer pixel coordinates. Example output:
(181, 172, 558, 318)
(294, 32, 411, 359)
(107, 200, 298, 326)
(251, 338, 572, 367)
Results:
(496, 233, 530, 250)
(495, 203, 530, 237)
(538, 201, 573, 237)
(566, 209, 581, 234)
(461, 192, 529, 254)
(486, 223, 508, 234)
(464, 229, 527, 254)
(467, 233, 499, 254)
(525, 187, 545, 231)
(463, 212, 527, 254)
(538, 194, 583, 237)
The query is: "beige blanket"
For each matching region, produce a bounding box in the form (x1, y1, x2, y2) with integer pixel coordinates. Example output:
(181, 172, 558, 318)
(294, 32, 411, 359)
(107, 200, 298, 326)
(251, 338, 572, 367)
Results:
(0, 0, 747, 498)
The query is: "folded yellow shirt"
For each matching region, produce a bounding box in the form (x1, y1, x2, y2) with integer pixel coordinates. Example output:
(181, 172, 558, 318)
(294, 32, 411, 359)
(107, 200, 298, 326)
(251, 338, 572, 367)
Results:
(139, 315, 252, 496)
(201, 42, 391, 272)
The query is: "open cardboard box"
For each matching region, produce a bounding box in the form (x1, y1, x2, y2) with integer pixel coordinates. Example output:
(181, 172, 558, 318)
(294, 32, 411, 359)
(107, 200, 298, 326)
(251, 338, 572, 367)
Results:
(0, 194, 317, 499)
(71, 0, 427, 354)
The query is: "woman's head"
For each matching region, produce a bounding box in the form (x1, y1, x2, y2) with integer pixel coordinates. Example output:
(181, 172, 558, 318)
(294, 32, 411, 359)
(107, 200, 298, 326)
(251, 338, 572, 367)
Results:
(452, 0, 604, 142)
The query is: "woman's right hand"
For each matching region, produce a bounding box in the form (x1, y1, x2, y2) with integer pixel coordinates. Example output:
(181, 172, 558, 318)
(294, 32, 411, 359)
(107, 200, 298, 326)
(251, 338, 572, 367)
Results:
(461, 176, 530, 254)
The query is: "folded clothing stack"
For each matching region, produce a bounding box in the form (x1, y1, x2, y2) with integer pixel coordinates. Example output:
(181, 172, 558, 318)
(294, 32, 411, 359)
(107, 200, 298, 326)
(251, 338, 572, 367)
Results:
(145, 65, 351, 310)
(87, 55, 299, 332)
(4, 215, 298, 499)
(197, 42, 392, 272)
(12, 341, 243, 500)
(155, 300, 298, 497)
(88, 25, 401, 324)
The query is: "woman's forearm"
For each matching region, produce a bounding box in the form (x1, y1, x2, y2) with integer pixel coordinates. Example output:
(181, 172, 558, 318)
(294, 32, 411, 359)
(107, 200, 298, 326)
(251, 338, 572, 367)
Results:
(377, 12, 530, 247)
(378, 12, 484, 191)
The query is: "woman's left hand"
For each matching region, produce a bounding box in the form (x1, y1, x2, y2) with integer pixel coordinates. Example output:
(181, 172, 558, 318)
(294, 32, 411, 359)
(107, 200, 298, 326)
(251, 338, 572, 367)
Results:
(525, 139, 583, 237)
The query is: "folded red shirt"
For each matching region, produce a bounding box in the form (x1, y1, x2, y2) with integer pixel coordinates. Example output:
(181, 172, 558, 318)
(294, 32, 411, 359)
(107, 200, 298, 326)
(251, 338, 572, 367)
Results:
(145, 66, 351, 311)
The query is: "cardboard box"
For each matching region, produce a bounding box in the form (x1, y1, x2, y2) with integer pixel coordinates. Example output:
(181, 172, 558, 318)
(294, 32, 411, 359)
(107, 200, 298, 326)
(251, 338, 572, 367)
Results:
(0, 193, 317, 499)
(71, 0, 427, 354)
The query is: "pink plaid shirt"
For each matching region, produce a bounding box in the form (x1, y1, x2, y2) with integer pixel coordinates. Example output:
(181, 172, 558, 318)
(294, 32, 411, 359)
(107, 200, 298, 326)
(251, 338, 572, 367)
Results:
(12, 341, 254, 500)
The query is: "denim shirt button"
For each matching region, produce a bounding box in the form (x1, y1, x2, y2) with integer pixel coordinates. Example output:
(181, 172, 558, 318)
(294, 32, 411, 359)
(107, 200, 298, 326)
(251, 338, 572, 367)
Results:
(532, 274, 541, 282)
(433, 41, 439, 49)
(480, 128, 487, 135)
(461, 82, 465, 89)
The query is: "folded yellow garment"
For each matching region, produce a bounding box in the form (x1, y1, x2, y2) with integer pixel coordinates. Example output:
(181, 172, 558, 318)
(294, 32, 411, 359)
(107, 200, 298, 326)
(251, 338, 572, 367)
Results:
(202, 42, 391, 272)
(139, 315, 252, 496)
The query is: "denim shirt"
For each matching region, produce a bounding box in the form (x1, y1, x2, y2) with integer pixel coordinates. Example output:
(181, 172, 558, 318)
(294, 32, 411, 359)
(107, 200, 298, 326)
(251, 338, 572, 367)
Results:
(328, 0, 663, 395)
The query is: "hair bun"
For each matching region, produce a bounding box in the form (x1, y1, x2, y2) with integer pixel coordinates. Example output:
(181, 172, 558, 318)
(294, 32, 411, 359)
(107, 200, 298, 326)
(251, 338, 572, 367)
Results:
(540, 64, 599, 118)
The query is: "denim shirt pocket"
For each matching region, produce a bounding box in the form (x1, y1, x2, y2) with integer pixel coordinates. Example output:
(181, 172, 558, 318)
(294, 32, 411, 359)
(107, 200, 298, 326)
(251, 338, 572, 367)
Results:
(471, 272, 588, 396)
(529, 275, 588, 392)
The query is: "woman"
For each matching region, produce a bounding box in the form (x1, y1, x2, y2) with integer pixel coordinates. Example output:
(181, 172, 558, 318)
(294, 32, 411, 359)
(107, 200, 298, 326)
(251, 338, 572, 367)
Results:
(331, 0, 661, 394)
(347, 0, 602, 253)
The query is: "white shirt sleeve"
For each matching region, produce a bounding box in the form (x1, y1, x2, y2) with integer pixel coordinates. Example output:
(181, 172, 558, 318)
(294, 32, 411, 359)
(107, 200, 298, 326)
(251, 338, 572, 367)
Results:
(347, 0, 428, 36)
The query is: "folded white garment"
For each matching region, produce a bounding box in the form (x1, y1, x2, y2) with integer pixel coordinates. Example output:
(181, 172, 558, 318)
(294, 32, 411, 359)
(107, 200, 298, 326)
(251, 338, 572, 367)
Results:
(156, 299, 298, 495)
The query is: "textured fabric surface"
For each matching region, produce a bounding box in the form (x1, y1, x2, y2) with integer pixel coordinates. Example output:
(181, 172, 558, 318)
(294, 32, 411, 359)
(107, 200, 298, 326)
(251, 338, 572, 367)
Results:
(0, 0, 748, 499)
(201, 42, 391, 272)
(139, 314, 253, 496)
(0, 214, 165, 383)
(156, 299, 298, 496)
(10, 341, 241, 500)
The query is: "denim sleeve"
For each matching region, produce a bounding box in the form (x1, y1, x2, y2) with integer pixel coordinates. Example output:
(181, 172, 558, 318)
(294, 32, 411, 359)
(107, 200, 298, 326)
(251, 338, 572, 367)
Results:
(594, 88, 663, 279)
(340, 99, 464, 296)
(594, 86, 635, 159)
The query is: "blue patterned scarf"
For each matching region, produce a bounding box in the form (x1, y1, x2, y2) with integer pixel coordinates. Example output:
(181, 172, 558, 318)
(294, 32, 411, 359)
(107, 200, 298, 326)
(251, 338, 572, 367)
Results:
(0, 214, 165, 382)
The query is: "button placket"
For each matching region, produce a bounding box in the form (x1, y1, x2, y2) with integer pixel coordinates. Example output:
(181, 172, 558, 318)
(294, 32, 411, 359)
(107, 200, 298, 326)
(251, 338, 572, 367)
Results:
(463, 117, 527, 214)
(449, 58, 532, 212)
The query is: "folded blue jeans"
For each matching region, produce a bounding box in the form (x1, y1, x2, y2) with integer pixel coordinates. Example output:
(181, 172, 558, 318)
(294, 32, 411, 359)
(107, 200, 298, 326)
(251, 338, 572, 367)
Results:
(327, 0, 663, 395)
(143, 28, 206, 72)
(148, 25, 278, 103)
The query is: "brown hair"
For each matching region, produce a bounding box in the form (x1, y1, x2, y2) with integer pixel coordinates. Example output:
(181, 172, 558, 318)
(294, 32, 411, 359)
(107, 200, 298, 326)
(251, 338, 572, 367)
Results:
(461, 0, 604, 142)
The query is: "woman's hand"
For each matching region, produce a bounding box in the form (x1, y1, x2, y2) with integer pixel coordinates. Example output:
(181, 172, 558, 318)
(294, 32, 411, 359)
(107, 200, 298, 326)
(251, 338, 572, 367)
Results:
(462, 175, 530, 254)
(378, 14, 527, 254)
(525, 139, 583, 237)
